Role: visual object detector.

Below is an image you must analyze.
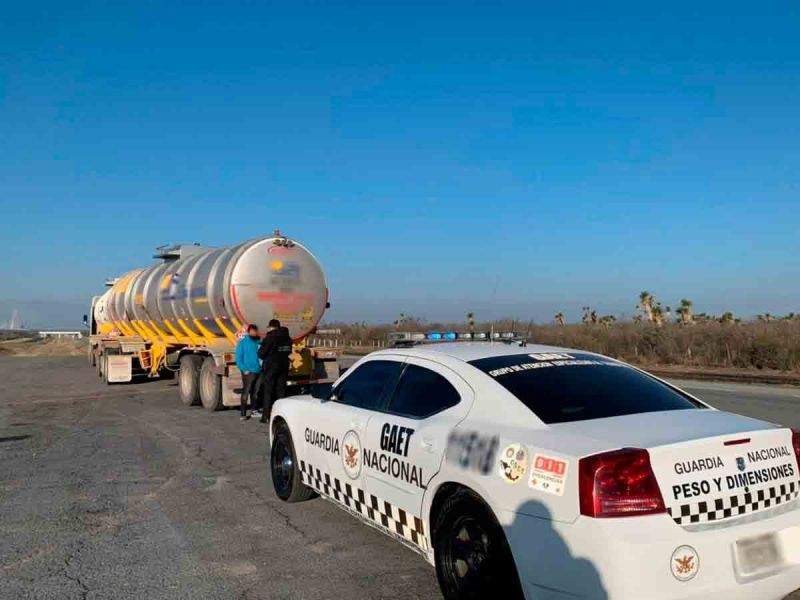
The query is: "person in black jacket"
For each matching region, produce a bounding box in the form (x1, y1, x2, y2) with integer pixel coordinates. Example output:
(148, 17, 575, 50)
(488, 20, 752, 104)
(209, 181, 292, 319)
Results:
(257, 319, 293, 423)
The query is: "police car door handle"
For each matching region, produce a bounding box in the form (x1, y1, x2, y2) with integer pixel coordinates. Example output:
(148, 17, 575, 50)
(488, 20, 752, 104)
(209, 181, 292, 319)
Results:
(350, 420, 363, 430)
(421, 439, 435, 452)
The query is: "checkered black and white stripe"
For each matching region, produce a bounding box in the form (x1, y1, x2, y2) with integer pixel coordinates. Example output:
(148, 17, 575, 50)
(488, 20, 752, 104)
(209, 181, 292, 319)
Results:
(299, 460, 429, 553)
(668, 480, 800, 525)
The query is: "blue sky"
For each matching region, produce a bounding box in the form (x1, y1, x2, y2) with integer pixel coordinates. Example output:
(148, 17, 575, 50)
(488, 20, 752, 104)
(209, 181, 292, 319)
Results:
(1, 1, 799, 326)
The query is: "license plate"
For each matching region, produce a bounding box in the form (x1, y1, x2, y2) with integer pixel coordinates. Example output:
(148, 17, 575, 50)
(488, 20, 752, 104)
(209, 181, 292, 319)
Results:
(735, 533, 783, 576)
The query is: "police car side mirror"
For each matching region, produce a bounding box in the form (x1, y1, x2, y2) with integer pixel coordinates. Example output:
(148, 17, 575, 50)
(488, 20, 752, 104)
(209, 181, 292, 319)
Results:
(327, 386, 341, 402)
(311, 382, 334, 400)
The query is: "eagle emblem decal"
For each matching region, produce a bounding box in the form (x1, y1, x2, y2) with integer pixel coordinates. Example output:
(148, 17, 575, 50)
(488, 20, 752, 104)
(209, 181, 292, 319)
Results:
(670, 545, 699, 581)
(674, 555, 694, 575)
(344, 444, 359, 469)
(341, 430, 362, 479)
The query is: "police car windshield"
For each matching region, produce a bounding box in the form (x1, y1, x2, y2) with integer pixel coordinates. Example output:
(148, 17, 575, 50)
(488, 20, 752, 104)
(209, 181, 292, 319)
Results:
(468, 352, 705, 424)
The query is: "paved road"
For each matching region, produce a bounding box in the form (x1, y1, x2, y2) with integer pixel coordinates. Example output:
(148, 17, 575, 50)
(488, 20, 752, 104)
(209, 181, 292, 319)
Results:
(0, 357, 439, 600)
(0, 357, 798, 600)
(670, 378, 800, 429)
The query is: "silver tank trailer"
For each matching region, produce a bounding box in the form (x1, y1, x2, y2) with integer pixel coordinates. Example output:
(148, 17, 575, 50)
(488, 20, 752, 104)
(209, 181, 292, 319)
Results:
(101, 234, 328, 342)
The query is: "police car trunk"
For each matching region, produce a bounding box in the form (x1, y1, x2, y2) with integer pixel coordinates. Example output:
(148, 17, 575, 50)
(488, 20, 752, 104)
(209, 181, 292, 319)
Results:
(552, 409, 800, 598)
(469, 350, 800, 598)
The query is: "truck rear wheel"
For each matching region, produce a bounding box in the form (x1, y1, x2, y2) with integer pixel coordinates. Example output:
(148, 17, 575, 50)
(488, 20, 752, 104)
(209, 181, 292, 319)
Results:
(199, 357, 223, 411)
(178, 355, 202, 406)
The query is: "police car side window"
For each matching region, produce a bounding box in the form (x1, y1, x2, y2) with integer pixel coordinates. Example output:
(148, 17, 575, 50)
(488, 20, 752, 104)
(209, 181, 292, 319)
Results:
(386, 364, 460, 419)
(334, 360, 403, 411)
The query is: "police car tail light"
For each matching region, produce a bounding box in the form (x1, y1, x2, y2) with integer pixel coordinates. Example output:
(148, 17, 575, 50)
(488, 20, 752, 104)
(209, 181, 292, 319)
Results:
(792, 430, 800, 467)
(579, 448, 665, 518)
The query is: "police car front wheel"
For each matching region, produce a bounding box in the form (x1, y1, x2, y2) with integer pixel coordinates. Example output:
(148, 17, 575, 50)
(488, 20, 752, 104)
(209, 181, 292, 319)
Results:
(434, 489, 524, 600)
(270, 422, 316, 503)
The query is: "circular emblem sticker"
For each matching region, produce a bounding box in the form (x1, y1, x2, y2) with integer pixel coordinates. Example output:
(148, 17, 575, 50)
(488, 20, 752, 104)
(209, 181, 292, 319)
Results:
(497, 443, 529, 484)
(342, 430, 362, 479)
(670, 546, 699, 582)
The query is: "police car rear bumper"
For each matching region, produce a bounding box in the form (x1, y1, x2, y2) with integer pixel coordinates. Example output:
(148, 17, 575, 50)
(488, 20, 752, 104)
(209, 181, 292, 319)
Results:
(502, 500, 800, 600)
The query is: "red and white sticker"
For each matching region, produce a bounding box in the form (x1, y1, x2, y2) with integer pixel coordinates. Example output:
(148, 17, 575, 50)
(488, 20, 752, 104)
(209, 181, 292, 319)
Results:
(529, 454, 569, 496)
(235, 325, 248, 340)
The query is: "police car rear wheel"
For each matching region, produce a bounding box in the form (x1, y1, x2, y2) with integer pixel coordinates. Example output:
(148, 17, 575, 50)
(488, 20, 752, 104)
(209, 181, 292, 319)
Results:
(271, 423, 315, 503)
(434, 490, 523, 600)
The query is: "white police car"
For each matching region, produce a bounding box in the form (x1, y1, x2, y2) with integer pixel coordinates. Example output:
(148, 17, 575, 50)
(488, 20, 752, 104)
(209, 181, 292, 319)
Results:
(269, 334, 800, 599)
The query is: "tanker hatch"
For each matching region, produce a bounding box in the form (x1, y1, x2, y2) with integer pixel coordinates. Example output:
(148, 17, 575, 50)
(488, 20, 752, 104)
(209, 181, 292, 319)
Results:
(153, 243, 212, 262)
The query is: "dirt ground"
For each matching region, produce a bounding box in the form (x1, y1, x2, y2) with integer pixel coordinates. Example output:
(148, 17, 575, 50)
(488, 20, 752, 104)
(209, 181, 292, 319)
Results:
(0, 336, 88, 357)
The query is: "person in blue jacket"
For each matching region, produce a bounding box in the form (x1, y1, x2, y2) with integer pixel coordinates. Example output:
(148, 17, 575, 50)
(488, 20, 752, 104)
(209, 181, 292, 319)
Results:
(235, 324, 263, 421)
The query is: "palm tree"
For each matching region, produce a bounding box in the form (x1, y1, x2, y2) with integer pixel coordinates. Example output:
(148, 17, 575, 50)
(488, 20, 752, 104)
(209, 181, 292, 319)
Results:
(638, 291, 654, 322)
(599, 315, 616, 328)
(466, 312, 475, 333)
(653, 302, 664, 327)
(582, 307, 597, 325)
(676, 299, 694, 325)
(554, 312, 565, 326)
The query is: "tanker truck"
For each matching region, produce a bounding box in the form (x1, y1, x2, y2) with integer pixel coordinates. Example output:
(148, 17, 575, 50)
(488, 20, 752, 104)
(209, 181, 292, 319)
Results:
(88, 231, 340, 410)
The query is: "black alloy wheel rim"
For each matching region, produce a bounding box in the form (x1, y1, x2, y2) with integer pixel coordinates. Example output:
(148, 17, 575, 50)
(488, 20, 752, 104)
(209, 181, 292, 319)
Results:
(443, 515, 491, 591)
(272, 437, 294, 496)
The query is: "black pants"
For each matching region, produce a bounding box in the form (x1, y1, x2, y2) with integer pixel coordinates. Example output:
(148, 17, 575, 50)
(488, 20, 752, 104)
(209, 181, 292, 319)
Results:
(240, 372, 261, 416)
(260, 366, 288, 421)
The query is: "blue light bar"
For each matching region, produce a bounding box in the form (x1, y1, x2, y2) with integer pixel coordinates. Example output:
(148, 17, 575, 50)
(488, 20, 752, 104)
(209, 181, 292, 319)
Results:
(457, 333, 473, 339)
(444, 332, 457, 340)
(427, 332, 442, 340)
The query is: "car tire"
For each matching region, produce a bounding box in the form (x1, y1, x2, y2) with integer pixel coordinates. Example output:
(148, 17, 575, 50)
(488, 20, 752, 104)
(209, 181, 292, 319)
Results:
(178, 354, 202, 406)
(199, 357, 223, 411)
(271, 422, 315, 503)
(434, 489, 524, 600)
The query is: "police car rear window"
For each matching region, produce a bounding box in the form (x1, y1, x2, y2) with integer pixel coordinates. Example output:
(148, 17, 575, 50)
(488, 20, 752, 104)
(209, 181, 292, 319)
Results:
(468, 352, 705, 424)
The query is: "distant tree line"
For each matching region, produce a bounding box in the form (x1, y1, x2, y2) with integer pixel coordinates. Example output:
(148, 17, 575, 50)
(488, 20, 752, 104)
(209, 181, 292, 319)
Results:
(318, 291, 800, 372)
